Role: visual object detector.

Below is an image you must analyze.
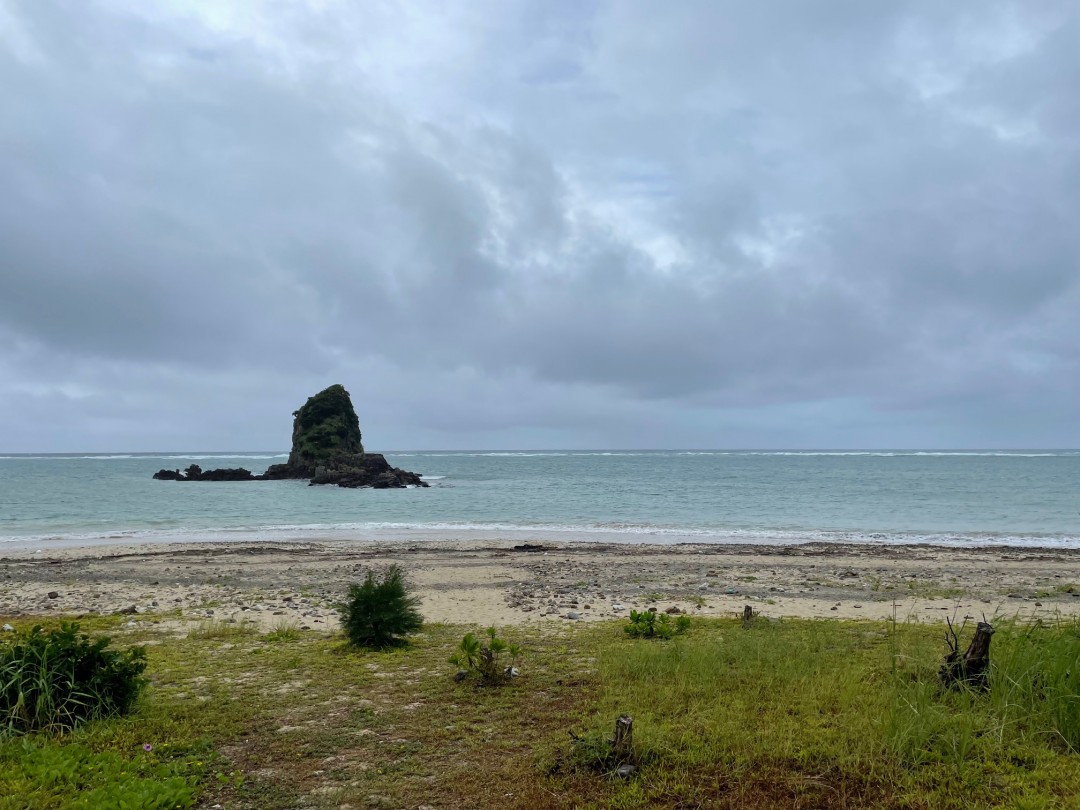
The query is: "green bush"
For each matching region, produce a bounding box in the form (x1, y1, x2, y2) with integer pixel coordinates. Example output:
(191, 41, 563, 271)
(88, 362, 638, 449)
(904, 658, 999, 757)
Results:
(341, 565, 423, 648)
(450, 627, 521, 685)
(0, 623, 147, 735)
(624, 609, 690, 639)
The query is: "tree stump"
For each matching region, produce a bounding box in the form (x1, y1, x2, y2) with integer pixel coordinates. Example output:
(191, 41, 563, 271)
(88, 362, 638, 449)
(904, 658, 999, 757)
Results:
(940, 619, 994, 689)
(610, 715, 633, 762)
(742, 605, 754, 625)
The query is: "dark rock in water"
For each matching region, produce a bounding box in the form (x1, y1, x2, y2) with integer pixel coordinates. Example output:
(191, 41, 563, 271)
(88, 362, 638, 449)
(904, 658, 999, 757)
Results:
(306, 453, 426, 489)
(154, 383, 426, 489)
(198, 467, 256, 481)
(260, 385, 426, 488)
(282, 383, 364, 477)
(152, 465, 255, 482)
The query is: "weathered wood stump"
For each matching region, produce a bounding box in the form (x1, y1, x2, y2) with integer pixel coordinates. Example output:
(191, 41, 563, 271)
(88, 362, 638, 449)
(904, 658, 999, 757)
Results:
(611, 715, 633, 762)
(940, 619, 994, 689)
(742, 605, 755, 625)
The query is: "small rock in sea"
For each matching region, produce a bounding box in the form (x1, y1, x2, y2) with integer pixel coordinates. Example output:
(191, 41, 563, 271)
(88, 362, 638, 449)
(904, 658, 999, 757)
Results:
(565, 611, 582, 620)
(1035, 601, 1043, 607)
(151, 600, 159, 606)
(665, 606, 682, 614)
(47, 591, 60, 599)
(725, 588, 736, 594)
(830, 606, 838, 611)
(611, 603, 624, 612)
(583, 604, 592, 609)
(854, 604, 863, 608)
(118, 605, 138, 615)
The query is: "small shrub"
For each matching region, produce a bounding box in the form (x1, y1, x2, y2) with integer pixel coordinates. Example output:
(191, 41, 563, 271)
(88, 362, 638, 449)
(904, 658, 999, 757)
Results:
(624, 609, 690, 639)
(450, 627, 521, 685)
(0, 623, 147, 735)
(341, 565, 423, 648)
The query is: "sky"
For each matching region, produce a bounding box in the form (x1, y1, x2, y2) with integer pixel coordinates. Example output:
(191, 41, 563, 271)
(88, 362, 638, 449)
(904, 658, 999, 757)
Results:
(1, 1, 1078, 452)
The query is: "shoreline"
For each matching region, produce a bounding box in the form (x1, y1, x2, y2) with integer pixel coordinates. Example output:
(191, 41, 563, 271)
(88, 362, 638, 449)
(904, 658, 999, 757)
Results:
(3, 537, 1079, 629)
(6, 524, 1080, 553)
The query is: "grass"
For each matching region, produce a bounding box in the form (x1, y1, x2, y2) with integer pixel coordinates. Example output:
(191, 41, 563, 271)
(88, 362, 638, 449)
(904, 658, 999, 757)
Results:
(1, 613, 1078, 808)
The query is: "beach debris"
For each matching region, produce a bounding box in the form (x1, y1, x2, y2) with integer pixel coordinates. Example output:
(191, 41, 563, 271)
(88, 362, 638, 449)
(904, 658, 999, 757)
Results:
(940, 617, 994, 690)
(47, 591, 59, 599)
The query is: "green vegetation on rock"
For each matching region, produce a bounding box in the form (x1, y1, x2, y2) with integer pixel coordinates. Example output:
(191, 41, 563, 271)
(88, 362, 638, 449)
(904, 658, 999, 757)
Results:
(286, 384, 364, 471)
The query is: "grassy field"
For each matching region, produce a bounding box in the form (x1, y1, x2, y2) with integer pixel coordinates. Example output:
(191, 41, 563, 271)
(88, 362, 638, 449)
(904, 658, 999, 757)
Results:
(2, 611, 1079, 809)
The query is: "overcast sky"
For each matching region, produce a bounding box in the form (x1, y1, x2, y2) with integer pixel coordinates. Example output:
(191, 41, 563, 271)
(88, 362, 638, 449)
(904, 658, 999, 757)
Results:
(1, 1, 1078, 452)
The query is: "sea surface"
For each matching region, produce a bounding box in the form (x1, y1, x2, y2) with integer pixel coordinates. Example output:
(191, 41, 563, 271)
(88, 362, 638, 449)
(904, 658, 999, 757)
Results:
(1, 451, 1078, 549)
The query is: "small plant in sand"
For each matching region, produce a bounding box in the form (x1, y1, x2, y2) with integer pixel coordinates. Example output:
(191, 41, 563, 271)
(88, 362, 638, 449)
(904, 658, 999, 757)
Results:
(624, 609, 690, 640)
(341, 565, 423, 649)
(450, 627, 521, 685)
(1, 623, 147, 735)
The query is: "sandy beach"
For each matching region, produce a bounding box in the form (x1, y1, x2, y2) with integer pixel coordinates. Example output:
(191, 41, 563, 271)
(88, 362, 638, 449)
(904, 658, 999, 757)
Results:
(2, 539, 1079, 630)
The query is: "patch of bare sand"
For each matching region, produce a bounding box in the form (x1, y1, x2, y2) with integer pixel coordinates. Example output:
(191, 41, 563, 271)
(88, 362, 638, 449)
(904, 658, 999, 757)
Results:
(2, 539, 1079, 633)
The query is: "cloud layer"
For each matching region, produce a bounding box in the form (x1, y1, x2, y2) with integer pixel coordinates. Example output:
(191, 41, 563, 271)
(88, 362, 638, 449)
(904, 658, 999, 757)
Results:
(1, 1, 1078, 450)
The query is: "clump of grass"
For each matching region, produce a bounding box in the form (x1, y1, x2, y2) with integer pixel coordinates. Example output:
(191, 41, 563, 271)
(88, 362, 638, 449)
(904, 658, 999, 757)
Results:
(263, 621, 301, 642)
(0, 623, 146, 735)
(341, 565, 423, 649)
(888, 617, 1080, 764)
(186, 620, 258, 640)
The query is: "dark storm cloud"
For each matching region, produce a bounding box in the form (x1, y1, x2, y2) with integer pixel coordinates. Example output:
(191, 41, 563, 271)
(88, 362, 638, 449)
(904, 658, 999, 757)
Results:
(1, 0, 1078, 451)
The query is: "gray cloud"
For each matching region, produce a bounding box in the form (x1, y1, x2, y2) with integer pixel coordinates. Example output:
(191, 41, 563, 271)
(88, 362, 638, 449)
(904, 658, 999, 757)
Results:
(1, 0, 1078, 451)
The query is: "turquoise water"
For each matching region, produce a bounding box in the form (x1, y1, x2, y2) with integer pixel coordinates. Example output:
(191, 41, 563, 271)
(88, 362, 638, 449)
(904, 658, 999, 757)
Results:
(1, 451, 1078, 548)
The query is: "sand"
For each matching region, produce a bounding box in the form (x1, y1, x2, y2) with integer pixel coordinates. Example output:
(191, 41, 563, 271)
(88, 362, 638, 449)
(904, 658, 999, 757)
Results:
(2, 539, 1079, 632)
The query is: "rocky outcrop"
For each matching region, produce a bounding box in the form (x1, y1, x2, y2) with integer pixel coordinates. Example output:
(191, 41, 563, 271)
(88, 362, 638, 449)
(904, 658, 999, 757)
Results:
(153, 384, 427, 489)
(308, 453, 426, 489)
(152, 464, 255, 481)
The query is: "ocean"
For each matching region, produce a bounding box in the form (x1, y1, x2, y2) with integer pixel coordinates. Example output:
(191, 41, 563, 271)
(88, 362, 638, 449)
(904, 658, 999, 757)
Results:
(1, 451, 1078, 549)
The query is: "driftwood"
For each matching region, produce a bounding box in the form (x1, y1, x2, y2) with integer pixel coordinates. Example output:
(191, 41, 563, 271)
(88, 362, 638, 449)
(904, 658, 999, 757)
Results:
(940, 618, 994, 689)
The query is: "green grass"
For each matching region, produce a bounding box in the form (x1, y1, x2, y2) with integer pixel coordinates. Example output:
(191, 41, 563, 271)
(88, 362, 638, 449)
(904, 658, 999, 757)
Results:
(1, 614, 1078, 809)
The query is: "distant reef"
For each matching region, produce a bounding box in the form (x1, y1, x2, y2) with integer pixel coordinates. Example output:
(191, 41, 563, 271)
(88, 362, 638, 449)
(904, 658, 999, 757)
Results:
(153, 384, 427, 489)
